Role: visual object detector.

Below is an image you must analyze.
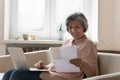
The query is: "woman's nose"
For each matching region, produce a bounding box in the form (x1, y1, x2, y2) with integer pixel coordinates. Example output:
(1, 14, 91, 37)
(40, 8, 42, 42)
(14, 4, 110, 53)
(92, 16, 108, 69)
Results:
(71, 28, 77, 32)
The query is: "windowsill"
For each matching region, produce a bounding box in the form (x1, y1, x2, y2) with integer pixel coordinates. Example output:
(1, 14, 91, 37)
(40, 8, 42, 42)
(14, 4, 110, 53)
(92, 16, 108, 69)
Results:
(0, 39, 102, 45)
(0, 39, 63, 44)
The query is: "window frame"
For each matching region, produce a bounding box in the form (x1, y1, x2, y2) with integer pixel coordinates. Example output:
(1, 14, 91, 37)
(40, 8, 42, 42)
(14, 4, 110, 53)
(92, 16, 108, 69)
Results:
(4, 0, 98, 41)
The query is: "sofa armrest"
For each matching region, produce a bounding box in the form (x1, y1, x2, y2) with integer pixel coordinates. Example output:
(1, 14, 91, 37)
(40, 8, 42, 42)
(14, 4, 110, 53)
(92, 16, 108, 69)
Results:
(0, 50, 52, 72)
(83, 72, 120, 80)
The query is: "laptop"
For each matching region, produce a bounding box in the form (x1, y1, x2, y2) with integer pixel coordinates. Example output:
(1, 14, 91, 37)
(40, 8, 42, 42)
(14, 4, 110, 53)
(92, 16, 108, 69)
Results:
(7, 47, 49, 71)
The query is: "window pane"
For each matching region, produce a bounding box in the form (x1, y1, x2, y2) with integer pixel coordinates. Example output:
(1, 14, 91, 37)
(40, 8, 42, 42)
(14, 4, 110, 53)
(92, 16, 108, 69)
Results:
(4, 0, 98, 40)
(56, 0, 82, 23)
(56, 0, 82, 40)
(18, 0, 45, 32)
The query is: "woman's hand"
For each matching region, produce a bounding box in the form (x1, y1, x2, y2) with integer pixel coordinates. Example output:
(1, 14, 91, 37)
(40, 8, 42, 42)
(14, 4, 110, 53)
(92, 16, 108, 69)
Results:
(34, 60, 46, 69)
(34, 61, 56, 71)
(47, 63, 56, 72)
(69, 58, 83, 68)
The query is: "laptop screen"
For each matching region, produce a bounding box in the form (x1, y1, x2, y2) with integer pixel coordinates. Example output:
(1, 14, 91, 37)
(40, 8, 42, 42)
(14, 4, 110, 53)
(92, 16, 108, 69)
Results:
(7, 47, 29, 69)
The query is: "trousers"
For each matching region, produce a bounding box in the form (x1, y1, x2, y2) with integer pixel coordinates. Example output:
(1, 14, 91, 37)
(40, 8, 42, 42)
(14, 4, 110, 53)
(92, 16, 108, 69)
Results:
(2, 68, 42, 80)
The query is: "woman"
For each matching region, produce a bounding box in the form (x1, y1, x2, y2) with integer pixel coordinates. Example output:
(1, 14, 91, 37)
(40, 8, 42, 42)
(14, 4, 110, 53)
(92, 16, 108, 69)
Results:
(2, 12, 98, 80)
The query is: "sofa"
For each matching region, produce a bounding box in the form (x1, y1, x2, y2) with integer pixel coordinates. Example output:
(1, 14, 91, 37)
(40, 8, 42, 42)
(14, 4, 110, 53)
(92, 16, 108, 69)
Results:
(0, 50, 120, 80)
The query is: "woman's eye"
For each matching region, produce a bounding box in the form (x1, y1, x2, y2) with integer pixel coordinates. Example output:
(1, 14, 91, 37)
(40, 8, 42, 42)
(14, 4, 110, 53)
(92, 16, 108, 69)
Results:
(68, 26, 81, 29)
(69, 26, 73, 29)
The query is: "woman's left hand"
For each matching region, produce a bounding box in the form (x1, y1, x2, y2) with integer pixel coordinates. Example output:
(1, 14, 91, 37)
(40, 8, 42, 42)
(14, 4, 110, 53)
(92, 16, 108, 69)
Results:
(69, 58, 83, 68)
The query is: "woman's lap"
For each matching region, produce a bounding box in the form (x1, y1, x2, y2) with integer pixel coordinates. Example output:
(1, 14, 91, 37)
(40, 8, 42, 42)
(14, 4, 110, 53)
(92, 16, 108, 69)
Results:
(2, 69, 14, 80)
(2, 69, 42, 80)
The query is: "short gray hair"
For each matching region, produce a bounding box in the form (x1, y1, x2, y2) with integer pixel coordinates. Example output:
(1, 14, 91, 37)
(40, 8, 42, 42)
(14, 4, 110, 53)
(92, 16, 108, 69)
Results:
(66, 12, 88, 32)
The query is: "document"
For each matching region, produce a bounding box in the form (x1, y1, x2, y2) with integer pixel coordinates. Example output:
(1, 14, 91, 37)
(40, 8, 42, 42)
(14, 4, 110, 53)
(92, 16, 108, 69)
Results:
(49, 45, 80, 72)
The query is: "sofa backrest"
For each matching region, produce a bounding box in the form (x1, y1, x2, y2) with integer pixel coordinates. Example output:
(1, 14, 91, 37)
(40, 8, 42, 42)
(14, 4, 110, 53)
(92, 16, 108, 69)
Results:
(98, 52, 120, 75)
(0, 50, 52, 72)
(1, 50, 120, 74)
(0, 55, 14, 72)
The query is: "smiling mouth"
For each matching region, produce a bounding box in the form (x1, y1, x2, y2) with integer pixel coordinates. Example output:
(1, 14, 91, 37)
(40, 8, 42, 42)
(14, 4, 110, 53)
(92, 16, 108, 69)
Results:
(72, 33, 78, 35)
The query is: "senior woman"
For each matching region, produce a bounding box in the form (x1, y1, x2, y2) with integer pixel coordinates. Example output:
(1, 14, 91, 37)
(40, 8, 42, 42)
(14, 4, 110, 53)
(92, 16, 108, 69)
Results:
(2, 12, 98, 80)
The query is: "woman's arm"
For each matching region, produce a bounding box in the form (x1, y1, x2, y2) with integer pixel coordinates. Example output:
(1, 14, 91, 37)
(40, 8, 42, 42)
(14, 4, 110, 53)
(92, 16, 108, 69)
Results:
(82, 60, 97, 77)
(70, 57, 97, 77)
(70, 42, 98, 77)
(81, 43, 98, 77)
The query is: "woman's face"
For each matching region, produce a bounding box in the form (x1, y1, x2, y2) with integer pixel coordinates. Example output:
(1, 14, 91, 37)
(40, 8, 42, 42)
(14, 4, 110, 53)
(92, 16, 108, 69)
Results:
(67, 20, 84, 40)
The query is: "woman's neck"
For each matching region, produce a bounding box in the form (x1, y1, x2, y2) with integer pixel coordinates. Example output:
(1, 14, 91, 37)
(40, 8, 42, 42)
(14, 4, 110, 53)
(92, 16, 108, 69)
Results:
(72, 34, 85, 45)
(74, 34, 85, 41)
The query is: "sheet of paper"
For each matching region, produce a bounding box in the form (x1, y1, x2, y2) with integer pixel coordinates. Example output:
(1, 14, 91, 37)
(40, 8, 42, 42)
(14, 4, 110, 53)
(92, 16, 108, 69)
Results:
(49, 45, 80, 72)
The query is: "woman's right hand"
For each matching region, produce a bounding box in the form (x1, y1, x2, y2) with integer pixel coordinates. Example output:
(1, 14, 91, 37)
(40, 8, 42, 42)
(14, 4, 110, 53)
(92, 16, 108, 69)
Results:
(34, 60, 46, 69)
(69, 58, 83, 68)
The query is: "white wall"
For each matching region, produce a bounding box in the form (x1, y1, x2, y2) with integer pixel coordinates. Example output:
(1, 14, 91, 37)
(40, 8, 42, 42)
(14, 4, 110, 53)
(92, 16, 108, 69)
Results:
(97, 0, 115, 50)
(97, 0, 120, 51)
(114, 0, 120, 50)
(0, 0, 120, 51)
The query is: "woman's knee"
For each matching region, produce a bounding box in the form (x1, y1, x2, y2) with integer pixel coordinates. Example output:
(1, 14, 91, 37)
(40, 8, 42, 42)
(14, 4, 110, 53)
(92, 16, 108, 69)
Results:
(2, 69, 15, 80)
(9, 69, 28, 80)
(3, 69, 42, 80)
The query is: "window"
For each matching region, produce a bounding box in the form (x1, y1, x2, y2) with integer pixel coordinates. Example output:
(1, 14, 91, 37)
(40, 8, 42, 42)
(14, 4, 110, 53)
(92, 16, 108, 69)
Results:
(4, 0, 98, 41)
